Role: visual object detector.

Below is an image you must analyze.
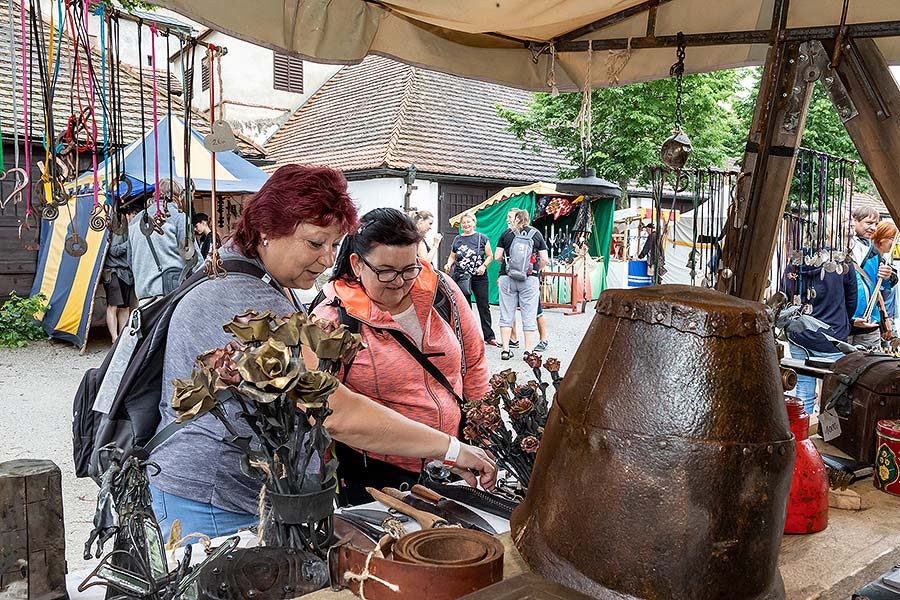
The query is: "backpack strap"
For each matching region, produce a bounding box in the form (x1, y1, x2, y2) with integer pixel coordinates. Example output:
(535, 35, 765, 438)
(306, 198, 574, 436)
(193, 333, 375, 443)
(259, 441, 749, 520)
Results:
(382, 328, 466, 408)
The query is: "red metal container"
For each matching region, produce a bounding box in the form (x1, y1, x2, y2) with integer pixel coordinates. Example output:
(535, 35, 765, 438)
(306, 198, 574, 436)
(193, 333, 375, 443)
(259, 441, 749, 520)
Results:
(784, 397, 829, 534)
(875, 419, 900, 495)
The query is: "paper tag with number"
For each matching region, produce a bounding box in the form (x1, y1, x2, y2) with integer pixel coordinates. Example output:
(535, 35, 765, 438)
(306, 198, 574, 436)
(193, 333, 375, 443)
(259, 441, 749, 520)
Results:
(819, 408, 842, 442)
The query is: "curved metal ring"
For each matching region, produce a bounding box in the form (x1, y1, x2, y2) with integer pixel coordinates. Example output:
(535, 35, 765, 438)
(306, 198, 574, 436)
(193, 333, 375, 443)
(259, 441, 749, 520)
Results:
(65, 233, 89, 257)
(42, 205, 59, 221)
(89, 204, 109, 231)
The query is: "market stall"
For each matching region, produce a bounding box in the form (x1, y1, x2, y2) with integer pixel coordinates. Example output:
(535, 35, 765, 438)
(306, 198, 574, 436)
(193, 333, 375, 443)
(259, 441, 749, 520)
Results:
(448, 182, 617, 307)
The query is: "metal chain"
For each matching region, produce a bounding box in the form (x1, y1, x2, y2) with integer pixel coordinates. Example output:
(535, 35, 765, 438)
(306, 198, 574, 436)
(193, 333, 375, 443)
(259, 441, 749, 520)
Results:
(670, 32, 686, 129)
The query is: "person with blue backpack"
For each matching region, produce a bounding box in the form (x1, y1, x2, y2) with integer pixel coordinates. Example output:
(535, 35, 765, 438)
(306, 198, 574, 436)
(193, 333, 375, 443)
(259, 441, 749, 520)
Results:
(494, 208, 549, 360)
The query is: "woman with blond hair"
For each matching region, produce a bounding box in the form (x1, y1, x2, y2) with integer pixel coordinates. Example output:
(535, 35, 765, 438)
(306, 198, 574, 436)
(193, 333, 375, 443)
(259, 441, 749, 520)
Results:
(445, 211, 497, 345)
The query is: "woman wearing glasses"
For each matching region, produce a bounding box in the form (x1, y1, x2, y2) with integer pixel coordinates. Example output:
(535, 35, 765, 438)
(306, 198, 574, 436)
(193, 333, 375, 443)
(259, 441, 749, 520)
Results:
(150, 168, 495, 538)
(312, 208, 494, 504)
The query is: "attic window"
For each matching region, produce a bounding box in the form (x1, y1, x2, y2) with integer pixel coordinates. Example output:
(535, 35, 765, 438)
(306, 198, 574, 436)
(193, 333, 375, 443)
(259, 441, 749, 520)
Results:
(201, 56, 210, 92)
(273, 52, 303, 94)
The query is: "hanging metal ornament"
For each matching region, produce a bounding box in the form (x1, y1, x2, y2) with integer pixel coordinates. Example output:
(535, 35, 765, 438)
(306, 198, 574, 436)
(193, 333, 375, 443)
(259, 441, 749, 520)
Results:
(660, 33, 693, 170)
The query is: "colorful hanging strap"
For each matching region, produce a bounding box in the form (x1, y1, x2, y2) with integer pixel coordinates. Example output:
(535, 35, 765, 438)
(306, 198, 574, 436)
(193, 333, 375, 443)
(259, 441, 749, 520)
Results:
(150, 23, 161, 215)
(19, 0, 31, 214)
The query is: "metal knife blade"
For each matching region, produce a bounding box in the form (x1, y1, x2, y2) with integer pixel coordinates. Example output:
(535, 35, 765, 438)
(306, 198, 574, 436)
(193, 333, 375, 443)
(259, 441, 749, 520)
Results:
(406, 485, 497, 534)
(341, 508, 410, 525)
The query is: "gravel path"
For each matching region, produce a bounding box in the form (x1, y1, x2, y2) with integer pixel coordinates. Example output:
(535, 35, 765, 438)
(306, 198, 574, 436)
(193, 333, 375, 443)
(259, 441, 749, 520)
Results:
(0, 304, 595, 573)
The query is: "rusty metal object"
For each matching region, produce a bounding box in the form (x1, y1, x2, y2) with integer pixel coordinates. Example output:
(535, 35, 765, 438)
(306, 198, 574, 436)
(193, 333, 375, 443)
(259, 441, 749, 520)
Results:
(329, 528, 503, 600)
(781, 367, 798, 392)
(511, 285, 795, 600)
(197, 546, 329, 599)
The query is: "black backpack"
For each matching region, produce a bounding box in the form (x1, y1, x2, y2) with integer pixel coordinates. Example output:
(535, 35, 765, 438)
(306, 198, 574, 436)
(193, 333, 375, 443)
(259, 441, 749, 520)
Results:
(72, 259, 282, 480)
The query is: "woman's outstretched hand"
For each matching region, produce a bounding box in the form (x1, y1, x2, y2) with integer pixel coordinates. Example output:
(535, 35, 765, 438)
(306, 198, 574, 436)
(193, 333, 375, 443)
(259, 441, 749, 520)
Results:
(450, 442, 497, 490)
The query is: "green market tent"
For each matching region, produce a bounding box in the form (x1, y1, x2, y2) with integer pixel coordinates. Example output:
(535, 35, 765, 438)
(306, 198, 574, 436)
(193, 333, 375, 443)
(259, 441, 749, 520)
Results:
(449, 183, 616, 305)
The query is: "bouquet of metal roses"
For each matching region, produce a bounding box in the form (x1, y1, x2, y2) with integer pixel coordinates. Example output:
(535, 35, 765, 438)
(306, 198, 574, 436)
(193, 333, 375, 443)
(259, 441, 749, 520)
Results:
(171, 309, 363, 554)
(462, 353, 562, 490)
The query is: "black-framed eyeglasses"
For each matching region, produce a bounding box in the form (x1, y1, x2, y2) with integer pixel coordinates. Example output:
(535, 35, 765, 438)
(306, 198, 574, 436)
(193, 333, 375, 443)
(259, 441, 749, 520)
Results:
(358, 254, 423, 283)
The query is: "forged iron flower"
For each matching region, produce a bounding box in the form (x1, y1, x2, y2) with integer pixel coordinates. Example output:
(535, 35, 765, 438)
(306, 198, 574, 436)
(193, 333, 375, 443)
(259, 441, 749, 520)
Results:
(480, 405, 502, 430)
(197, 341, 244, 390)
(482, 391, 502, 407)
(171, 368, 217, 422)
(489, 373, 510, 394)
(269, 312, 308, 346)
(301, 319, 365, 363)
(526, 380, 540, 392)
(462, 425, 479, 442)
(223, 309, 276, 343)
(523, 352, 542, 369)
(544, 357, 561, 374)
(466, 407, 484, 426)
(508, 397, 535, 419)
(288, 370, 340, 408)
(500, 369, 517, 385)
(235, 339, 303, 403)
(520, 436, 540, 454)
(515, 384, 537, 400)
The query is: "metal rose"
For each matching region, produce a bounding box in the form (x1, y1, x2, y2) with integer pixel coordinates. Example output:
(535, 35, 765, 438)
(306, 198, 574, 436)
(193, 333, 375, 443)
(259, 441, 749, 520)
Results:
(269, 312, 308, 346)
(287, 370, 340, 408)
(171, 368, 217, 422)
(463, 425, 479, 442)
(300, 319, 364, 362)
(222, 309, 276, 343)
(482, 391, 502, 407)
(480, 405, 502, 430)
(508, 396, 535, 419)
(235, 339, 303, 403)
(197, 340, 244, 391)
(500, 369, 517, 385)
(515, 384, 537, 400)
(523, 351, 543, 369)
(520, 435, 540, 454)
(490, 373, 510, 394)
(544, 357, 561, 374)
(466, 407, 485, 426)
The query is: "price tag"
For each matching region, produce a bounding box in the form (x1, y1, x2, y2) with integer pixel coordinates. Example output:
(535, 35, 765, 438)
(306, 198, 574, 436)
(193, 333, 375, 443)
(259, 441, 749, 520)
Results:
(819, 408, 842, 442)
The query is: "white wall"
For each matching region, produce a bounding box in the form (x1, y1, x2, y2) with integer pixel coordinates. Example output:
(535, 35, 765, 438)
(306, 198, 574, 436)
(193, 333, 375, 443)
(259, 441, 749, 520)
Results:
(177, 31, 340, 144)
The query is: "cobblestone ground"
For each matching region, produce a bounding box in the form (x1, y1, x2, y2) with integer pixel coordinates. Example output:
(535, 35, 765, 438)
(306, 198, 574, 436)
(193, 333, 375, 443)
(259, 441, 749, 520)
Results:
(0, 304, 595, 572)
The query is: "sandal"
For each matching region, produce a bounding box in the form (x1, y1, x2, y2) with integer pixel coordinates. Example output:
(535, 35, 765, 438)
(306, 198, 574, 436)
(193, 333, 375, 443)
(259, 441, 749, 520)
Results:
(501, 350, 513, 360)
(508, 340, 520, 348)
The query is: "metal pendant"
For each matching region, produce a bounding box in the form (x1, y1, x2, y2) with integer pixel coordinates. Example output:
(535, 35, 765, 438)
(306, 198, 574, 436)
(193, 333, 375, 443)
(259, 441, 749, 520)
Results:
(65, 233, 88, 257)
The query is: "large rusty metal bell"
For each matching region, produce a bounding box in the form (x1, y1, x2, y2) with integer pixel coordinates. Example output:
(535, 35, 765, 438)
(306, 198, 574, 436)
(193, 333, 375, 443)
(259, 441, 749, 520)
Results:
(511, 285, 795, 600)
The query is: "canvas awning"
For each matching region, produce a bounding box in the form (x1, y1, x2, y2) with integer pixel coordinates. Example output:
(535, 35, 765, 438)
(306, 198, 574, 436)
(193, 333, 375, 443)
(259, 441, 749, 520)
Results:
(449, 182, 571, 226)
(149, 1, 900, 91)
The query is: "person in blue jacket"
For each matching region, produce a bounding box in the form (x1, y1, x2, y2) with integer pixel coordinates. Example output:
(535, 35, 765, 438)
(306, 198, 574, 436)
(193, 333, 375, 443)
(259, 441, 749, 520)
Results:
(851, 221, 897, 349)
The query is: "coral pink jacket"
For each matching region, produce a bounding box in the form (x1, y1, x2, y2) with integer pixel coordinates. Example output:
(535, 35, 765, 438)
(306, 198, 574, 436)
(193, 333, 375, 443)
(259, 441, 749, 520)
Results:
(312, 262, 490, 472)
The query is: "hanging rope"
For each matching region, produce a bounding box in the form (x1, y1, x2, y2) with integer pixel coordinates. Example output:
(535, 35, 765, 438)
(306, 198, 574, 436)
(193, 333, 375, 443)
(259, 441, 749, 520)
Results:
(19, 0, 31, 213)
(206, 44, 223, 278)
(573, 44, 592, 169)
(606, 37, 632, 86)
(150, 23, 162, 215)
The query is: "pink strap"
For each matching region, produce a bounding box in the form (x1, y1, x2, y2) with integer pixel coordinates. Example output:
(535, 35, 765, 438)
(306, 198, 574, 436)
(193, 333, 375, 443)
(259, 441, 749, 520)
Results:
(150, 23, 160, 215)
(84, 0, 99, 207)
(19, 0, 30, 214)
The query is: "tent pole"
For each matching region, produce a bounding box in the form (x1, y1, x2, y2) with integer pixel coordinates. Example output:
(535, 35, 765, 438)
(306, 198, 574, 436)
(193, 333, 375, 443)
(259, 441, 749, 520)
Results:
(716, 39, 815, 301)
(827, 38, 900, 224)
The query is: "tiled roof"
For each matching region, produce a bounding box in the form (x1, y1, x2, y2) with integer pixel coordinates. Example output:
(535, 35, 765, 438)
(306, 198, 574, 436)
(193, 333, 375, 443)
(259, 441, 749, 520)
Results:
(853, 192, 889, 217)
(0, 3, 263, 159)
(264, 55, 569, 182)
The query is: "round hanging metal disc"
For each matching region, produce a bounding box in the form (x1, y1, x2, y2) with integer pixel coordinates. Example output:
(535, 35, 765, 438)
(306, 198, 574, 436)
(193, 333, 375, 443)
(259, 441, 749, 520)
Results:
(179, 240, 196, 262)
(65, 233, 88, 257)
(196, 546, 329, 600)
(139, 213, 155, 237)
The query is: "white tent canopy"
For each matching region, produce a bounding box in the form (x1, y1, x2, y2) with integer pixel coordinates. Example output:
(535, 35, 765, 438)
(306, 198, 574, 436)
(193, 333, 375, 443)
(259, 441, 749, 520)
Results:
(151, 1, 900, 91)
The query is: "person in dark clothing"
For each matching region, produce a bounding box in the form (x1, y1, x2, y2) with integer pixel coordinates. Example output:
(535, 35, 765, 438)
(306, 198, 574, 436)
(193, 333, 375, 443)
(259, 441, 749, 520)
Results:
(782, 257, 858, 414)
(192, 212, 220, 259)
(444, 211, 497, 345)
(638, 223, 659, 269)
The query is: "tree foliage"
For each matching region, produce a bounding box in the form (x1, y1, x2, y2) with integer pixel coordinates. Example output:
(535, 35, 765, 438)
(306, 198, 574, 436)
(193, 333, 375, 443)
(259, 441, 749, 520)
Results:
(498, 70, 746, 202)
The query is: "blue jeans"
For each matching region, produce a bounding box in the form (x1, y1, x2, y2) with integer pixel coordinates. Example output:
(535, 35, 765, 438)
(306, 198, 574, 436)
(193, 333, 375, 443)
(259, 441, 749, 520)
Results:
(787, 342, 843, 415)
(150, 484, 257, 541)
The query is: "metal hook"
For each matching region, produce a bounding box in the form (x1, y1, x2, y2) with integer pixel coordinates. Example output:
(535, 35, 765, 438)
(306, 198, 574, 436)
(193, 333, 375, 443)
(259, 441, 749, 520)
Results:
(0, 168, 29, 210)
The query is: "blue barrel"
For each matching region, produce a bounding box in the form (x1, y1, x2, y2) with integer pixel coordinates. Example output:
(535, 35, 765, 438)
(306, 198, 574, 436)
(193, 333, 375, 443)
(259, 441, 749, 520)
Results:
(627, 260, 653, 287)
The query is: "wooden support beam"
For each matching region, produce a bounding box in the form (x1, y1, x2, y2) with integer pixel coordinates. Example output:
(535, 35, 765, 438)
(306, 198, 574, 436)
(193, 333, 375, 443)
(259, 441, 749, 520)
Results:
(716, 42, 815, 301)
(828, 38, 900, 223)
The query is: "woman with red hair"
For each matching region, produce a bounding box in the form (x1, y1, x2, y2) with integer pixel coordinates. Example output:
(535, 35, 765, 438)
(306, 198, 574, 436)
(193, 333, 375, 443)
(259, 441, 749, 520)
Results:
(149, 165, 496, 538)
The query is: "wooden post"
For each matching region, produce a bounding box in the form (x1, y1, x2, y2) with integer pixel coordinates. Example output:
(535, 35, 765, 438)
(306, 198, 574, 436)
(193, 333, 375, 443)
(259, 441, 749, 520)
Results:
(716, 42, 816, 301)
(0, 460, 68, 600)
(827, 38, 900, 223)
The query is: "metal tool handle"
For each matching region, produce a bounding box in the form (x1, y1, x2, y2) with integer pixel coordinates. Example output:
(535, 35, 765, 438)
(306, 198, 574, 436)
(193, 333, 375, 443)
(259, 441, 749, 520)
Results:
(365, 487, 446, 529)
(411, 484, 444, 503)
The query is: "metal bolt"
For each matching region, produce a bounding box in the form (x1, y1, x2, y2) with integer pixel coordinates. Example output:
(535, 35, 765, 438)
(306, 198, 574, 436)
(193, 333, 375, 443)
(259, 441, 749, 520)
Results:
(219, 583, 229, 591)
(283, 585, 294, 593)
(212, 567, 220, 574)
(247, 590, 257, 598)
(789, 58, 795, 64)
(660, 440, 668, 448)
(742, 447, 751, 456)
(225, 554, 234, 561)
(767, 445, 774, 454)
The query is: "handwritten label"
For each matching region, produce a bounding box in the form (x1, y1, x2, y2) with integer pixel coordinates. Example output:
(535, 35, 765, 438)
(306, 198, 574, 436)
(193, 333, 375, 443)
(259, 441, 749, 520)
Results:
(819, 409, 842, 442)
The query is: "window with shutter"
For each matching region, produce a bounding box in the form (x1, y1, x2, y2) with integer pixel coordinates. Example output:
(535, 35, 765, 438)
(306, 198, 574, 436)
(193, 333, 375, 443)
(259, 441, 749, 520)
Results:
(273, 52, 303, 94)
(201, 57, 210, 92)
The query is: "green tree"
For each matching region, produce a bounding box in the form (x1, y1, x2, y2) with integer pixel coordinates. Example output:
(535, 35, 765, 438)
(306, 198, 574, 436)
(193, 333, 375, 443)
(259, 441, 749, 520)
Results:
(498, 70, 745, 206)
(734, 68, 874, 193)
